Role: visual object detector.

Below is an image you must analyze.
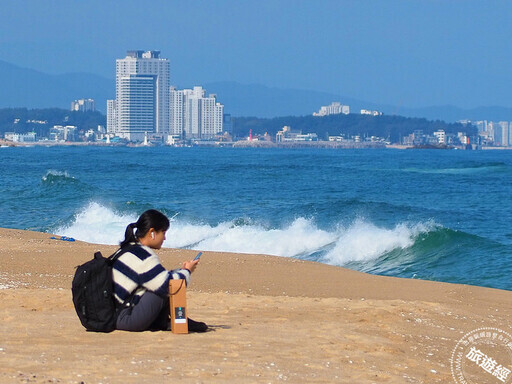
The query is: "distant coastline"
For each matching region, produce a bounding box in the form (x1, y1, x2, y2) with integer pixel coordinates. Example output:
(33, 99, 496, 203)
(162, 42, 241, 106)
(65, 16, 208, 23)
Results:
(0, 138, 398, 149)
(0, 140, 113, 147)
(4, 139, 511, 150)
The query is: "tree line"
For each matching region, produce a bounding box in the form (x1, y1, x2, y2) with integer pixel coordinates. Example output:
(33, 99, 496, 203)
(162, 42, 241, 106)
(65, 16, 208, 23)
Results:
(232, 113, 475, 142)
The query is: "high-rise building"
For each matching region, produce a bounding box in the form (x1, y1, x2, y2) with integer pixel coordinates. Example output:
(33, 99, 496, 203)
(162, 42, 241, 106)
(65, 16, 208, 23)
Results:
(110, 50, 170, 141)
(200, 92, 224, 138)
(497, 121, 510, 146)
(185, 87, 204, 138)
(170, 86, 224, 139)
(169, 86, 186, 136)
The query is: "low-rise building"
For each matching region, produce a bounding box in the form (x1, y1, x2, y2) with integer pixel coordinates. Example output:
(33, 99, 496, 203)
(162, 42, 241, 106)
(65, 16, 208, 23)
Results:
(276, 126, 301, 142)
(4, 132, 37, 142)
(276, 126, 318, 142)
(361, 109, 383, 116)
(295, 133, 318, 141)
(71, 99, 96, 112)
(313, 102, 349, 116)
(50, 125, 78, 141)
(433, 130, 446, 144)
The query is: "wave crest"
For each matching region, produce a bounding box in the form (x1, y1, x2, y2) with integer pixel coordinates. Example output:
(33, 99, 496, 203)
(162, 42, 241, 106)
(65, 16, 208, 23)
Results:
(41, 170, 76, 184)
(54, 202, 138, 245)
(172, 217, 337, 257)
(322, 219, 437, 265)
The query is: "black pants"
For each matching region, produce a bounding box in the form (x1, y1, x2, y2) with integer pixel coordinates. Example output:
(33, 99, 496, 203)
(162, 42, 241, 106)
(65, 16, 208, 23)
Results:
(116, 291, 170, 331)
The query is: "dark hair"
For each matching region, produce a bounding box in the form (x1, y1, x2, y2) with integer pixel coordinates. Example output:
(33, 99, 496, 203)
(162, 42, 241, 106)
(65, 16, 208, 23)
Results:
(120, 209, 170, 248)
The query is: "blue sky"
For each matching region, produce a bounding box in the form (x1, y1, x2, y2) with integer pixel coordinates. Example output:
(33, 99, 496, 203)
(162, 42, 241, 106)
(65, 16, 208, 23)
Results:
(1, 0, 511, 108)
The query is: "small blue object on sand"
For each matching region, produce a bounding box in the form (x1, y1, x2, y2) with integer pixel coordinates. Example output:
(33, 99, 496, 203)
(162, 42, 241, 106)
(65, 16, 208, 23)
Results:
(50, 236, 75, 242)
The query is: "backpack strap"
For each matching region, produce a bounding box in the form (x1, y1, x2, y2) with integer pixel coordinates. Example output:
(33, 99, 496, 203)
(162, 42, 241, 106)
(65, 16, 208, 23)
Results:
(107, 248, 124, 265)
(107, 244, 137, 266)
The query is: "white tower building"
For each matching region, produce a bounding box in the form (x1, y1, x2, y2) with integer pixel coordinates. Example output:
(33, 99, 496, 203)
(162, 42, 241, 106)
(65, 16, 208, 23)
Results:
(169, 86, 186, 136)
(113, 50, 170, 141)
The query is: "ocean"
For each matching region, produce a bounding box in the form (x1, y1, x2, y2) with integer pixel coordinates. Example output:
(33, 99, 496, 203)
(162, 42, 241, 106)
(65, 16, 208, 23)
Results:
(1, 145, 511, 291)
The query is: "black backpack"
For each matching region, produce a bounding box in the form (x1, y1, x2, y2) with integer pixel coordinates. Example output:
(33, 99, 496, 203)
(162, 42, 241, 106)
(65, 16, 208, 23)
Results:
(72, 249, 125, 332)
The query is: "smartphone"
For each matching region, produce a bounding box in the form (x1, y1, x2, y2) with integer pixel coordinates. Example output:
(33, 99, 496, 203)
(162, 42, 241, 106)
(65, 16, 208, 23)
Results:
(194, 252, 203, 261)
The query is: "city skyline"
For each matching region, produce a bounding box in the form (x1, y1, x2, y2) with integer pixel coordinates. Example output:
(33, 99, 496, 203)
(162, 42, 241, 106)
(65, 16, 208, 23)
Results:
(1, 1, 512, 110)
(108, 50, 224, 141)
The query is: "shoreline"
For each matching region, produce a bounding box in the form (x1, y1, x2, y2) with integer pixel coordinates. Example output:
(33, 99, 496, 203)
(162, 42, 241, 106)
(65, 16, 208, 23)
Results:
(0, 139, 119, 147)
(1, 227, 511, 383)
(3, 139, 511, 150)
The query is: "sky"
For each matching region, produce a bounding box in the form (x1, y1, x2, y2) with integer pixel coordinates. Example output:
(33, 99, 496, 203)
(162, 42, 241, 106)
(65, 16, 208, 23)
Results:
(1, 0, 511, 109)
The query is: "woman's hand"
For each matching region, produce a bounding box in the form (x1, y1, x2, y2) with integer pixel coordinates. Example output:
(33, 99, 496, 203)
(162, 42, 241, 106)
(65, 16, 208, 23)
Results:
(182, 259, 199, 273)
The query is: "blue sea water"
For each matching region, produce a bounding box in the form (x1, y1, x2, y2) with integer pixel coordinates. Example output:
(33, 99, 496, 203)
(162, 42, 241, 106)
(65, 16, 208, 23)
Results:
(1, 145, 511, 290)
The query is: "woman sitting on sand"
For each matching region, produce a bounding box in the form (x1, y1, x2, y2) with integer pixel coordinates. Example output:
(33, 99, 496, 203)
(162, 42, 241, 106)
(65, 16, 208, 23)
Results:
(112, 209, 207, 332)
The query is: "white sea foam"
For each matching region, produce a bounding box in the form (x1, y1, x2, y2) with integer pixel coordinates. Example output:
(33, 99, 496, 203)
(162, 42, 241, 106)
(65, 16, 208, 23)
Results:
(54, 202, 138, 245)
(54, 202, 435, 265)
(55, 203, 335, 257)
(165, 221, 234, 249)
(322, 219, 435, 265)
(183, 217, 337, 257)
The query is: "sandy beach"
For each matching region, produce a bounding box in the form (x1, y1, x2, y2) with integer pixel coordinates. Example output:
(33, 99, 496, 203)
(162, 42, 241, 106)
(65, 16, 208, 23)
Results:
(0, 228, 511, 383)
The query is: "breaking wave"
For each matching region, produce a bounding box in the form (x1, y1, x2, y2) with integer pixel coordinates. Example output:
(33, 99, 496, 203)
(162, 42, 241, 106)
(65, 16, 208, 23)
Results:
(321, 219, 437, 265)
(53, 202, 437, 264)
(49, 201, 512, 290)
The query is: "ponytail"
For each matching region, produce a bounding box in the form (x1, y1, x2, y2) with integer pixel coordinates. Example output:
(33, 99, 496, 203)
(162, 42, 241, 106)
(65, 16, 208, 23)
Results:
(120, 210, 170, 249)
(120, 223, 138, 248)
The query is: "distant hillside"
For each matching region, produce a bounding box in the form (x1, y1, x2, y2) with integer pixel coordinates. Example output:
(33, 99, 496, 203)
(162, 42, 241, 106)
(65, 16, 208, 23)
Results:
(202, 81, 380, 118)
(0, 108, 105, 136)
(1, 59, 511, 122)
(0, 60, 113, 112)
(205, 81, 512, 122)
(398, 105, 512, 123)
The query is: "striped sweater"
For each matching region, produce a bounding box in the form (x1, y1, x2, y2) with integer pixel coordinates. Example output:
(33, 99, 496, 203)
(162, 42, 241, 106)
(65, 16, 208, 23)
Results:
(112, 243, 191, 306)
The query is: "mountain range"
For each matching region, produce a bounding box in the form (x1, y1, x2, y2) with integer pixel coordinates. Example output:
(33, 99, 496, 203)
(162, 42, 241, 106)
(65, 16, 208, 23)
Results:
(1, 59, 512, 123)
(0, 60, 113, 112)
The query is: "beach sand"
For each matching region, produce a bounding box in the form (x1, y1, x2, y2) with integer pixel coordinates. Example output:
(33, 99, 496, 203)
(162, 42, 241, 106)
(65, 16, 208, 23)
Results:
(0, 228, 511, 383)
